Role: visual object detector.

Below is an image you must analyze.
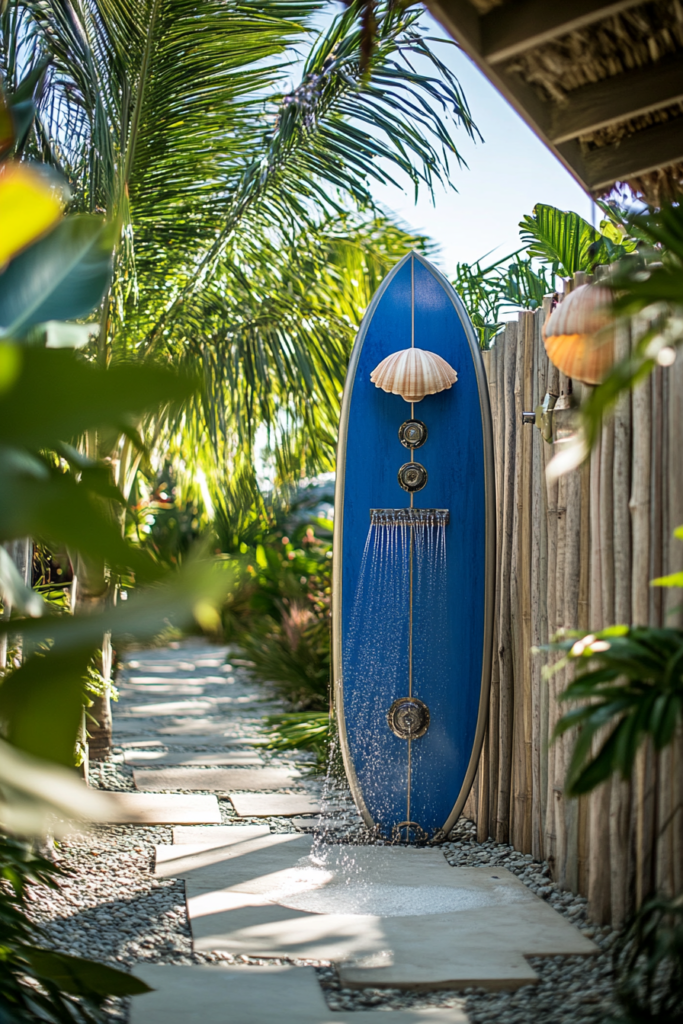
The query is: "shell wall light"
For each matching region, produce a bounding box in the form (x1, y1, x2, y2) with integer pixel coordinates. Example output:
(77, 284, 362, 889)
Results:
(370, 346, 458, 403)
(543, 283, 615, 386)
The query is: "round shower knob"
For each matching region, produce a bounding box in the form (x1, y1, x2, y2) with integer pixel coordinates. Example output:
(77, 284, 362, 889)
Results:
(387, 697, 430, 740)
(398, 419, 428, 449)
(398, 461, 427, 492)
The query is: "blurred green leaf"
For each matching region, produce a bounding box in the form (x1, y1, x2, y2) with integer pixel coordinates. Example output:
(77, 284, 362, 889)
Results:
(0, 449, 156, 578)
(0, 215, 114, 334)
(548, 626, 683, 796)
(22, 949, 152, 998)
(0, 345, 196, 451)
(652, 571, 683, 588)
(0, 647, 91, 766)
(0, 556, 233, 764)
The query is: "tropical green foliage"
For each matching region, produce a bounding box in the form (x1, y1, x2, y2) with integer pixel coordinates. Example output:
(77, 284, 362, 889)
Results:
(452, 250, 552, 348)
(519, 202, 636, 278)
(224, 483, 333, 710)
(262, 712, 331, 771)
(549, 624, 683, 797)
(0, 68, 230, 1020)
(6, 0, 476, 517)
(0, 835, 150, 1023)
(612, 892, 683, 1024)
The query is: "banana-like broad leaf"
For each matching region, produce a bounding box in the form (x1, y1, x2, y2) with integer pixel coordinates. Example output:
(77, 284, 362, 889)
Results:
(519, 203, 631, 277)
(21, 948, 152, 998)
(0, 344, 196, 450)
(0, 215, 114, 334)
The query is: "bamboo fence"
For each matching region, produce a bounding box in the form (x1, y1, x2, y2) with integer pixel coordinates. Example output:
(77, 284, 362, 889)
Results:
(464, 276, 683, 927)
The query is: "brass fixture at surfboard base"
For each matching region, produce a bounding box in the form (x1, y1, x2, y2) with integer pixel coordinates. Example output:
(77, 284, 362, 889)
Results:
(399, 418, 428, 449)
(398, 462, 427, 493)
(387, 697, 430, 740)
(391, 820, 429, 843)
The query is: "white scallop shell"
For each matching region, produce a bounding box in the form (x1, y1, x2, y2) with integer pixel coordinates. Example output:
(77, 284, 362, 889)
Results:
(370, 347, 458, 403)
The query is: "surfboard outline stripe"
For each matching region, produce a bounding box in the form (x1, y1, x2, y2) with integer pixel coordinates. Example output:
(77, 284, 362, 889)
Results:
(332, 250, 495, 840)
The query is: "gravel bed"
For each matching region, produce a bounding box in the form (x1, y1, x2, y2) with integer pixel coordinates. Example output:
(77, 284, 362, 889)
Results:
(25, 643, 622, 1022)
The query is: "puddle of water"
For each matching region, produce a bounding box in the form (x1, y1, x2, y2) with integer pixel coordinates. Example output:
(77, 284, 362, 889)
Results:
(260, 858, 530, 917)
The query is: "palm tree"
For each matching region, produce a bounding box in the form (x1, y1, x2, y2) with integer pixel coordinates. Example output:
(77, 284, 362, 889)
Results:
(2, 0, 478, 752)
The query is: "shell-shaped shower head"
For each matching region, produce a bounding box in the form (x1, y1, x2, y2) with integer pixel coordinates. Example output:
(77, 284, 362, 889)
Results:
(370, 347, 457, 403)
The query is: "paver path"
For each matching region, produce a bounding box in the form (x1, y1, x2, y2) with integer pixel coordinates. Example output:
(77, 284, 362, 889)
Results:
(33, 638, 624, 1024)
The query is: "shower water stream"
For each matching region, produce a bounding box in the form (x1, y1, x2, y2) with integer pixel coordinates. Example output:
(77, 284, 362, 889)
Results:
(314, 510, 450, 865)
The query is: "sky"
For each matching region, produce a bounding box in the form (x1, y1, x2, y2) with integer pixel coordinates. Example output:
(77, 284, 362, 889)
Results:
(368, 12, 599, 278)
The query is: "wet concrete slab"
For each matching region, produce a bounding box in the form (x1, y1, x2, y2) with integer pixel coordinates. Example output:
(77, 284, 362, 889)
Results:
(229, 793, 321, 817)
(129, 965, 468, 1024)
(167, 840, 596, 989)
(133, 767, 299, 792)
(124, 751, 262, 766)
(103, 793, 221, 824)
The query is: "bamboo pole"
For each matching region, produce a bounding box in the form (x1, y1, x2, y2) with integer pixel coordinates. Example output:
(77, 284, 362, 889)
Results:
(655, 362, 672, 895)
(631, 342, 651, 626)
(551, 369, 569, 884)
(543, 353, 561, 872)
(658, 349, 683, 894)
(536, 305, 552, 856)
(489, 334, 505, 838)
(608, 319, 633, 924)
(531, 308, 546, 860)
(650, 367, 664, 627)
(519, 311, 534, 853)
(559, 387, 582, 892)
(475, 347, 494, 840)
(587, 425, 611, 923)
(510, 318, 525, 851)
(496, 321, 517, 843)
(627, 320, 656, 908)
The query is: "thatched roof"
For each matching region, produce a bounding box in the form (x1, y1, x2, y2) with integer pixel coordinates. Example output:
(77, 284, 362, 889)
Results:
(425, 0, 683, 205)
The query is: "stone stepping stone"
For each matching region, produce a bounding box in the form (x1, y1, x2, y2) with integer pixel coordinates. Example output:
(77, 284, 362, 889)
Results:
(118, 737, 255, 749)
(229, 793, 320, 817)
(126, 676, 226, 685)
(157, 719, 248, 735)
(155, 832, 311, 884)
(124, 751, 262, 766)
(172, 825, 270, 845)
(176, 842, 596, 988)
(129, 964, 467, 1024)
(125, 661, 197, 672)
(133, 767, 299, 792)
(120, 700, 214, 717)
(103, 793, 221, 824)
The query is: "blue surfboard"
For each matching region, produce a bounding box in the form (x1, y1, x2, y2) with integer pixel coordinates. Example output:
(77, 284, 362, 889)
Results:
(332, 251, 495, 842)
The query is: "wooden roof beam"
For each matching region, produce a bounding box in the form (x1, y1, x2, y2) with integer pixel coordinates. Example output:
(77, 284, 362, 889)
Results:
(547, 56, 683, 142)
(433, 0, 649, 64)
(558, 118, 683, 191)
